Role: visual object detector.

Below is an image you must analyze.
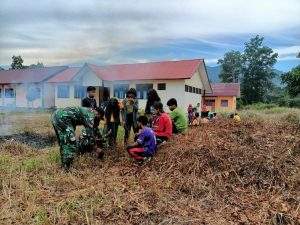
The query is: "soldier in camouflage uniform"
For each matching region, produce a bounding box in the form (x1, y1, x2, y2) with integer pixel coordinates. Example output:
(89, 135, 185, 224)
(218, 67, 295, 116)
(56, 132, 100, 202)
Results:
(51, 106, 102, 171)
(78, 107, 110, 158)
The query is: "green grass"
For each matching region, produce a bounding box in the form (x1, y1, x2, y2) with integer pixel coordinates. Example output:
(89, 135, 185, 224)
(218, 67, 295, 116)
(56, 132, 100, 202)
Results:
(0, 155, 11, 167)
(22, 158, 42, 171)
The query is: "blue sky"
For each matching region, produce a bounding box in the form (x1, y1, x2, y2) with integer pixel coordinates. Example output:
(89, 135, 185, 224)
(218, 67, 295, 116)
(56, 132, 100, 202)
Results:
(0, 0, 299, 71)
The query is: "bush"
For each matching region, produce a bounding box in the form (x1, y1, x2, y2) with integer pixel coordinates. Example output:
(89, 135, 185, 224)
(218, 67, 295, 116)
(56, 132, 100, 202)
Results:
(242, 103, 278, 110)
(278, 97, 300, 108)
(288, 98, 300, 108)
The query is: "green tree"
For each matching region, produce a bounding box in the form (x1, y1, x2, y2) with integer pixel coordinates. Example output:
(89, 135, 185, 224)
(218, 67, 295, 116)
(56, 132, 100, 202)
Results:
(10, 55, 28, 69)
(218, 51, 242, 83)
(281, 65, 300, 97)
(241, 35, 278, 104)
(29, 62, 44, 69)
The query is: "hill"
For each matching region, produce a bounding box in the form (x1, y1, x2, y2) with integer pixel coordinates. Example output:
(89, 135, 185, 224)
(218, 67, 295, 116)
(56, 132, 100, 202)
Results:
(206, 65, 284, 86)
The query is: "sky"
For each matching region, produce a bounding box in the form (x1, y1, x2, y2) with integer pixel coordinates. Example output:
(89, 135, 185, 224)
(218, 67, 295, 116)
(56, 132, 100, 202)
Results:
(0, 0, 299, 72)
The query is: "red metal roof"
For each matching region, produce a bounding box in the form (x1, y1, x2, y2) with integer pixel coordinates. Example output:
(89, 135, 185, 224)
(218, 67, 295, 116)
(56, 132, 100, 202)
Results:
(87, 59, 203, 81)
(0, 66, 68, 83)
(205, 83, 240, 97)
(47, 67, 80, 83)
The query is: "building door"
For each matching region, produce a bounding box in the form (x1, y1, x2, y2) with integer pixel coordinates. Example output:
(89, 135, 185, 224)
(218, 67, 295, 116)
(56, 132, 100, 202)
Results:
(99, 87, 110, 102)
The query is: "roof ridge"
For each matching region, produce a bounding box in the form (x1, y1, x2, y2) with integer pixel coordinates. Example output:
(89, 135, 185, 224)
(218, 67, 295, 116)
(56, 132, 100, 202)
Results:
(86, 58, 203, 68)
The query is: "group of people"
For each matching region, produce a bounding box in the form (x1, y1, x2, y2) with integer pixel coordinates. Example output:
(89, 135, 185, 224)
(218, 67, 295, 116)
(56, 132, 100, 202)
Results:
(187, 103, 220, 126)
(51, 86, 188, 171)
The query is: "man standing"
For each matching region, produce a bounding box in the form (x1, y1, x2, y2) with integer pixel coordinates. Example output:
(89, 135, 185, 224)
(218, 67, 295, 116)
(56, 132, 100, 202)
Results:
(82, 86, 97, 109)
(166, 98, 187, 134)
(51, 106, 102, 171)
(122, 88, 139, 144)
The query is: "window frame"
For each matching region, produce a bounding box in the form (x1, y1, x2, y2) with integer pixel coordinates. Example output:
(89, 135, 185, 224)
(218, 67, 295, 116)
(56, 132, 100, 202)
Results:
(185, 85, 188, 92)
(221, 99, 229, 107)
(74, 85, 87, 99)
(113, 84, 129, 99)
(205, 100, 215, 106)
(4, 88, 15, 98)
(57, 84, 70, 99)
(136, 83, 153, 99)
(157, 83, 166, 91)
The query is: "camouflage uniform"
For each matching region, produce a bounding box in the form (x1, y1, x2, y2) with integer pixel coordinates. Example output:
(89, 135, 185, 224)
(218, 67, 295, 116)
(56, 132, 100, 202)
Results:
(51, 106, 95, 165)
(79, 126, 102, 153)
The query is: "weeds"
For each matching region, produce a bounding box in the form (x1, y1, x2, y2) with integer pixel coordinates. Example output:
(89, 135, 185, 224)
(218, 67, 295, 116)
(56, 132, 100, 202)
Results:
(0, 112, 299, 224)
(22, 158, 42, 171)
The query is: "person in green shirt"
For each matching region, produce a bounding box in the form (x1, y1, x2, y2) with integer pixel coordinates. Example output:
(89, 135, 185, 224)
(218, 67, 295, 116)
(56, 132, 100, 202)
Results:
(167, 98, 188, 133)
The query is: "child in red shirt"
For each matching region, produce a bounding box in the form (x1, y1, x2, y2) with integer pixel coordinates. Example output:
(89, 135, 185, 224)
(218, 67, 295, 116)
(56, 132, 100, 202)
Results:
(152, 102, 172, 143)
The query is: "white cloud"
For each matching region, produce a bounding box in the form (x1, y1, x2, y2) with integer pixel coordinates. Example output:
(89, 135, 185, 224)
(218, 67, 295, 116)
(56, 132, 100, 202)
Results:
(0, 0, 299, 65)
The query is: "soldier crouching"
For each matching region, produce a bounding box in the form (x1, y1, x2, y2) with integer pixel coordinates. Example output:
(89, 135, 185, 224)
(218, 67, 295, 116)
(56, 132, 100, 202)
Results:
(51, 106, 103, 172)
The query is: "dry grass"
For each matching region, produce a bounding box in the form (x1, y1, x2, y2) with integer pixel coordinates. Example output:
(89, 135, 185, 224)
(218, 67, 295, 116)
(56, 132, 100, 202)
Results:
(0, 111, 300, 224)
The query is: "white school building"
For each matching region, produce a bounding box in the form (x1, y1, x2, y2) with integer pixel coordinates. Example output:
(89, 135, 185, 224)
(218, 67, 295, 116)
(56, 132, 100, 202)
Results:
(0, 59, 212, 110)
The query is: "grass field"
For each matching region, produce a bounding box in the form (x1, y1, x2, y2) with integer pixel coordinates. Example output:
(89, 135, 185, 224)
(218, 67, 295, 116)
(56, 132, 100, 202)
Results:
(0, 108, 299, 224)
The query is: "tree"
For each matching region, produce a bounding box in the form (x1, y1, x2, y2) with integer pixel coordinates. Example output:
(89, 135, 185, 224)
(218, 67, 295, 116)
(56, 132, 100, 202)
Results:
(241, 35, 278, 104)
(218, 51, 242, 83)
(29, 62, 44, 69)
(281, 65, 300, 97)
(11, 55, 28, 69)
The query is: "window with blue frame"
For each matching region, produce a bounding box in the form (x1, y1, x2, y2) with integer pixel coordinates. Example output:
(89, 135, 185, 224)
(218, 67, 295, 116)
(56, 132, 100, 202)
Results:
(114, 84, 129, 99)
(205, 100, 215, 106)
(136, 83, 153, 99)
(5, 88, 15, 98)
(221, 100, 228, 107)
(74, 85, 87, 99)
(57, 85, 70, 98)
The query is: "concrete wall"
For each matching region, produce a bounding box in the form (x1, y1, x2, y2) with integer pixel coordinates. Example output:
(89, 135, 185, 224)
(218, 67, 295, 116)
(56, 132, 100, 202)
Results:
(54, 83, 101, 109)
(44, 83, 55, 108)
(55, 83, 81, 108)
(203, 96, 236, 112)
(184, 70, 203, 110)
(109, 79, 186, 112)
(81, 71, 103, 87)
(16, 83, 45, 108)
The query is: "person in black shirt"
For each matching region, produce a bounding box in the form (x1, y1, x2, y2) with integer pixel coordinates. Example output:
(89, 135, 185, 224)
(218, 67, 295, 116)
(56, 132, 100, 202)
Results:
(81, 86, 97, 109)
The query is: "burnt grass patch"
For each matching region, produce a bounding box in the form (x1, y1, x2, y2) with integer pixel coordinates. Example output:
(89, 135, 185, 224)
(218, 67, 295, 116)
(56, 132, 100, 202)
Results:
(0, 131, 56, 149)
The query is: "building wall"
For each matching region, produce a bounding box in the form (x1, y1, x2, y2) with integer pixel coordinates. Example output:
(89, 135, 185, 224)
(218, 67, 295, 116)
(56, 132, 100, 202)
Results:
(16, 83, 45, 108)
(202, 96, 236, 112)
(184, 70, 203, 110)
(54, 83, 101, 109)
(55, 83, 81, 108)
(81, 71, 103, 87)
(109, 79, 185, 112)
(44, 83, 55, 108)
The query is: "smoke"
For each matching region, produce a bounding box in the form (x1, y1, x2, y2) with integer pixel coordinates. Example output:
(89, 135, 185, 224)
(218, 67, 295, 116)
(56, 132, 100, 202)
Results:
(0, 113, 14, 135)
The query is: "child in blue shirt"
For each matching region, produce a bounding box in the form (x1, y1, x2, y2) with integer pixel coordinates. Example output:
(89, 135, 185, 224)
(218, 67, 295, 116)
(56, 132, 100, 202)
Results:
(127, 115, 157, 165)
